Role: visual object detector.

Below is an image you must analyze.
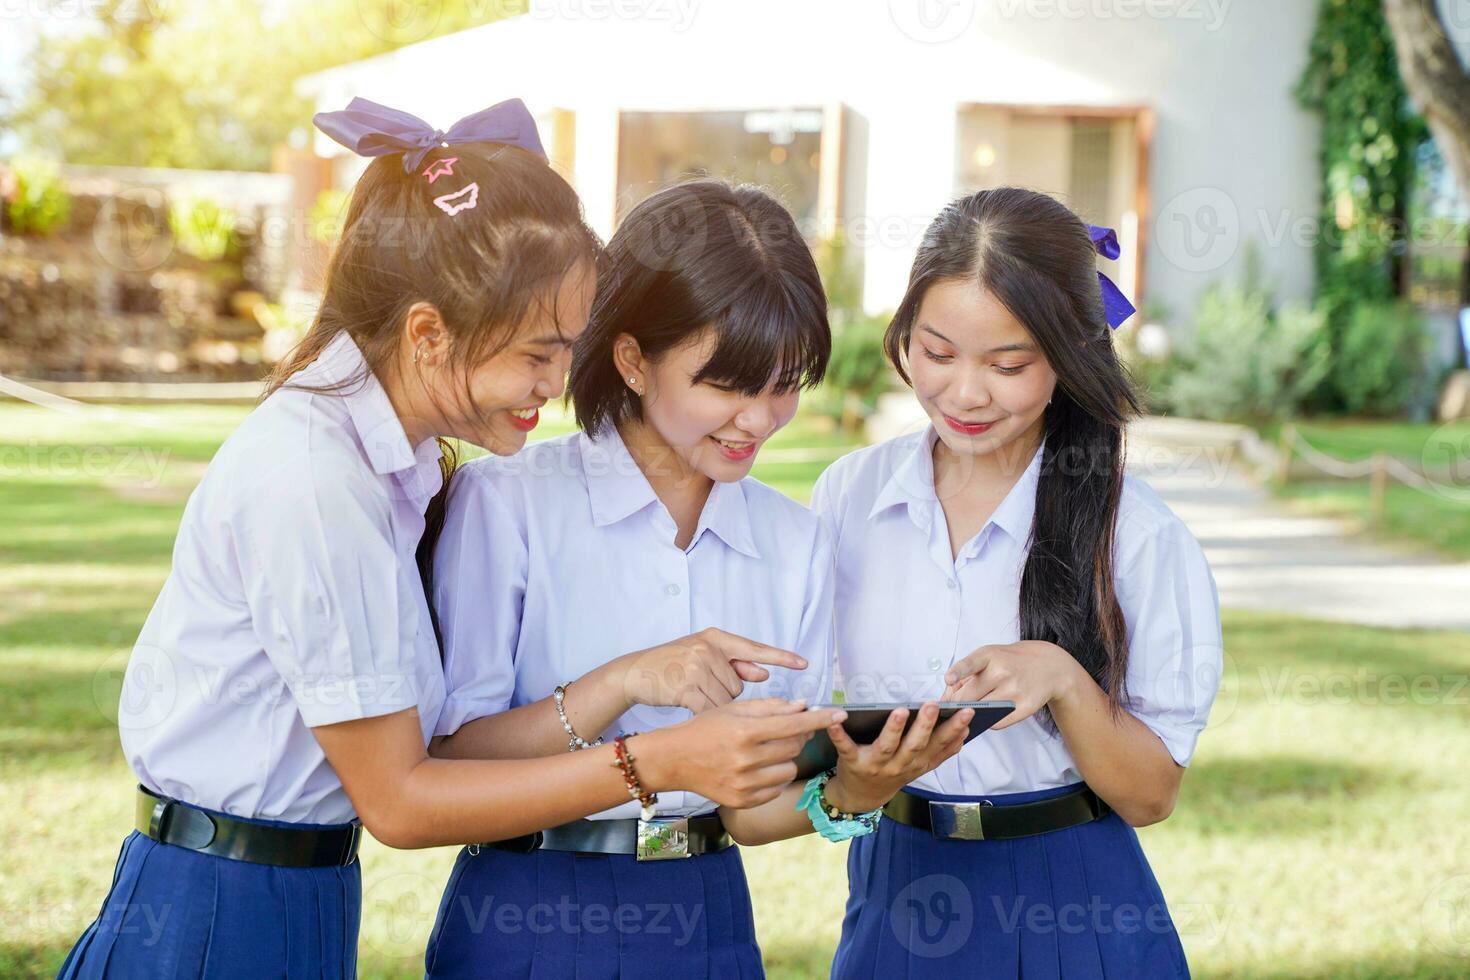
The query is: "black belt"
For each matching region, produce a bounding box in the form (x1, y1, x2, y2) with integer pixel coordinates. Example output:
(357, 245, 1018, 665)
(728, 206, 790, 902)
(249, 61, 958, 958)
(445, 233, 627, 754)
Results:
(883, 786, 1111, 841)
(135, 785, 362, 867)
(484, 813, 732, 861)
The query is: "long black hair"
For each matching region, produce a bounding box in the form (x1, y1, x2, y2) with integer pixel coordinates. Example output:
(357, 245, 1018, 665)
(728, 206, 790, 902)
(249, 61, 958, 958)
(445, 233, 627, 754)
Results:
(885, 187, 1141, 712)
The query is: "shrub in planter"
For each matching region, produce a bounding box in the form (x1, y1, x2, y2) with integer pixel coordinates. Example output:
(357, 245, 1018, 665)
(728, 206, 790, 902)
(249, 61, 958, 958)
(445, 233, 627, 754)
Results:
(5, 156, 72, 237)
(169, 195, 238, 262)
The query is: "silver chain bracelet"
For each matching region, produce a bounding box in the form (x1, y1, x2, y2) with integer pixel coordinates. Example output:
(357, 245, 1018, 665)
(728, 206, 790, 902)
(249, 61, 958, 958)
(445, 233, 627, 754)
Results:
(553, 681, 605, 751)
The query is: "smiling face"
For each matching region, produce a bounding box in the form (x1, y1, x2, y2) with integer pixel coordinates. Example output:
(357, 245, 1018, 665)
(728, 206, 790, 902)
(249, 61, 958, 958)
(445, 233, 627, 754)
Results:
(438, 262, 597, 455)
(622, 327, 800, 485)
(908, 278, 1058, 462)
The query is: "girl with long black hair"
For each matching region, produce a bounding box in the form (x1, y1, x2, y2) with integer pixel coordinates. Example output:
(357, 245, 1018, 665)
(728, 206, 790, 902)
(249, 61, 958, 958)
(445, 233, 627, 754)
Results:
(813, 187, 1223, 978)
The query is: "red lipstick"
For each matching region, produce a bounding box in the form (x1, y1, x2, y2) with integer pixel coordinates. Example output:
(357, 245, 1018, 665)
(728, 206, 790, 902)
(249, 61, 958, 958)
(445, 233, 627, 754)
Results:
(942, 414, 997, 436)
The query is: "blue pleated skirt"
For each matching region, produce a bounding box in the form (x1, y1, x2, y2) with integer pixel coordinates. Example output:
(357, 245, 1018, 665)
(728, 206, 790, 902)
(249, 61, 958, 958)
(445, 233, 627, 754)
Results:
(424, 837, 765, 979)
(57, 818, 362, 980)
(830, 783, 1190, 980)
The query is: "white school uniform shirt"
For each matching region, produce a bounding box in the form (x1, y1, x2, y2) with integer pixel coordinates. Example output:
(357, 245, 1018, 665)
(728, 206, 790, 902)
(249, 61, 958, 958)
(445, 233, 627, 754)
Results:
(119, 331, 448, 825)
(810, 426, 1223, 797)
(432, 426, 836, 820)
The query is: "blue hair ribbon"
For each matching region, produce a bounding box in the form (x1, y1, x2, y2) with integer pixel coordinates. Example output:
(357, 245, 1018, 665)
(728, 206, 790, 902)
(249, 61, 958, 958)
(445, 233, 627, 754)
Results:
(1087, 224, 1136, 329)
(312, 97, 547, 174)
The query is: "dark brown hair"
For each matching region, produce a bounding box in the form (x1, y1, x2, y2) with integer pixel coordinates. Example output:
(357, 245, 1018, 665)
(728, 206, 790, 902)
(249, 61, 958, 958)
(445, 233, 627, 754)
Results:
(570, 179, 830, 437)
(886, 186, 1141, 714)
(263, 142, 601, 633)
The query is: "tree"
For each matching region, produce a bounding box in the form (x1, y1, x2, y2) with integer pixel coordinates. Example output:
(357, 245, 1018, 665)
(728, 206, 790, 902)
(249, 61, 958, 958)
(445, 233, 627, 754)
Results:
(1295, 0, 1427, 409)
(14, 0, 521, 171)
(1383, 0, 1470, 364)
(1384, 0, 1470, 216)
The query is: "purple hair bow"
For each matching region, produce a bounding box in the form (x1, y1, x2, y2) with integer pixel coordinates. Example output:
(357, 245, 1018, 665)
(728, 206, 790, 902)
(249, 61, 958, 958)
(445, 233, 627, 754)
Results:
(1087, 225, 1136, 329)
(312, 97, 547, 174)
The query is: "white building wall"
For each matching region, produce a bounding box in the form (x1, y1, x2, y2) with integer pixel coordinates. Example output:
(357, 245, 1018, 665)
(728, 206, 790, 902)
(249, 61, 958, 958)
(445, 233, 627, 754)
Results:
(300, 0, 1328, 325)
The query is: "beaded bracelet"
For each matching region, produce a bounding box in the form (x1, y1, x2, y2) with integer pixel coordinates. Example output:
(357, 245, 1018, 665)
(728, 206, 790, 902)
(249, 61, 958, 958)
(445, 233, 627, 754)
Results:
(796, 768, 882, 842)
(611, 733, 658, 821)
(553, 681, 604, 751)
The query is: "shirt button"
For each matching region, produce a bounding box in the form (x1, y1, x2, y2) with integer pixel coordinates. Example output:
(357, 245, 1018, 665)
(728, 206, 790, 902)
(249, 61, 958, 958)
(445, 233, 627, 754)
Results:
(946, 579, 957, 590)
(928, 657, 943, 672)
(665, 584, 681, 596)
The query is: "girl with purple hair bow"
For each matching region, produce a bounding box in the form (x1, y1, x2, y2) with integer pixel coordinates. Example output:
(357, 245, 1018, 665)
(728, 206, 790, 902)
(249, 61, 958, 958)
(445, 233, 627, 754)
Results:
(813, 187, 1221, 978)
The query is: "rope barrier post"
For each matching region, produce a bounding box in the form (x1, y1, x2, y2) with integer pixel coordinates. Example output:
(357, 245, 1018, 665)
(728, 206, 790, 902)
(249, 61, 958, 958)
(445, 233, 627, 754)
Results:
(1276, 425, 1297, 485)
(1369, 451, 1388, 527)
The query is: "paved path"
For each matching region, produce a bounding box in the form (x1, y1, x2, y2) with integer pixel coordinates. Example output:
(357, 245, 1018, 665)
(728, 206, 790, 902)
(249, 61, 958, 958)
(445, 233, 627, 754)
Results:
(868, 400, 1468, 631)
(1129, 418, 1470, 632)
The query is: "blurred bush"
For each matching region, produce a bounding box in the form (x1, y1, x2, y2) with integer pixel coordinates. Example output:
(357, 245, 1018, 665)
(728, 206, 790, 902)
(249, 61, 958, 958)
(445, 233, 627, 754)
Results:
(254, 301, 312, 365)
(4, 156, 73, 237)
(309, 189, 350, 244)
(813, 230, 895, 431)
(825, 314, 892, 432)
(1332, 300, 1432, 416)
(168, 196, 238, 262)
(1161, 275, 1331, 422)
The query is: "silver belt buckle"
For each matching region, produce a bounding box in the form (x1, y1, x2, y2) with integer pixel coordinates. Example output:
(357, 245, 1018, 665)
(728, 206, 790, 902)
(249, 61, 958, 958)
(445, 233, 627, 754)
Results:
(928, 800, 992, 840)
(637, 816, 691, 860)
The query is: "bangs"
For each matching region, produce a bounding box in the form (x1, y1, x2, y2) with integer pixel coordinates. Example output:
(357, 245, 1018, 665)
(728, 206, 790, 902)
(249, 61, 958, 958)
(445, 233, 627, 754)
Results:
(688, 275, 830, 395)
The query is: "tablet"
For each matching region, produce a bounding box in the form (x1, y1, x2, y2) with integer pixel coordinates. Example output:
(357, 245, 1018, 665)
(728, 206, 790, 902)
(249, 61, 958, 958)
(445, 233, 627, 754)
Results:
(793, 701, 1015, 781)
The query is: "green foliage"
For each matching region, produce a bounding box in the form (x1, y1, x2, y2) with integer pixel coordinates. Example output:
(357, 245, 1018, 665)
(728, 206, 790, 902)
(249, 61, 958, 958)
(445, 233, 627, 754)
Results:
(812, 230, 894, 429)
(5, 155, 72, 237)
(813, 229, 864, 327)
(168, 195, 237, 261)
(1295, 0, 1428, 409)
(1113, 299, 1176, 413)
(7, 401, 1470, 974)
(1164, 269, 1331, 422)
(824, 315, 891, 422)
(308, 188, 350, 244)
(255, 300, 313, 364)
(1332, 301, 1431, 416)
(14, 0, 525, 171)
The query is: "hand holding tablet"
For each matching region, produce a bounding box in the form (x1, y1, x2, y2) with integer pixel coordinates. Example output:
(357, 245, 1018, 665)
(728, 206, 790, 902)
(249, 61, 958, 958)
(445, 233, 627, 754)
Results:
(793, 700, 1015, 781)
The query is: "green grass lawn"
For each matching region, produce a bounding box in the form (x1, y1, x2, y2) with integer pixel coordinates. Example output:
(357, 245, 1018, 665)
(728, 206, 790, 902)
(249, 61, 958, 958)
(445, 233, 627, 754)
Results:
(1256, 418, 1470, 560)
(5, 400, 1470, 978)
